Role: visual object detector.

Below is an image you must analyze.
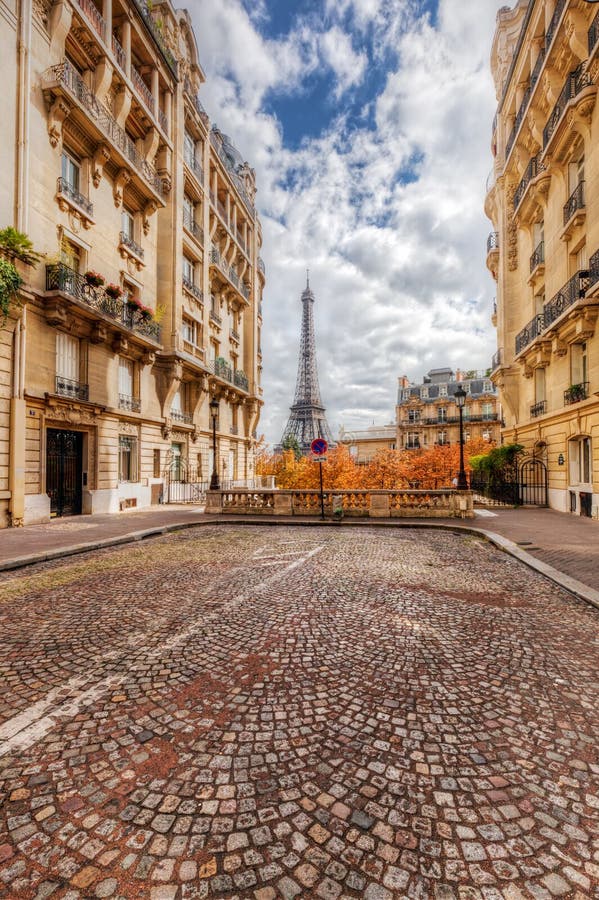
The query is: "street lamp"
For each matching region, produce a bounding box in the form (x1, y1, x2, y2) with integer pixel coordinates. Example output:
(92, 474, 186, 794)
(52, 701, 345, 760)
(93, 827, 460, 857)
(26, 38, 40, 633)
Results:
(209, 396, 220, 490)
(454, 385, 468, 490)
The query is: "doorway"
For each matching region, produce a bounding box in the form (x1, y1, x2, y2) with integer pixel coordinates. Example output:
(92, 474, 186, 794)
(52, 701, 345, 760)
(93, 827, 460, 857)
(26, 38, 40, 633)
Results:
(46, 429, 83, 517)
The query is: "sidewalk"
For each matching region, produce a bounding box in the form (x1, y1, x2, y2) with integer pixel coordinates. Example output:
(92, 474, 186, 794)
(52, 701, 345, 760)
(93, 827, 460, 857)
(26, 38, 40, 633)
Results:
(0, 503, 597, 605)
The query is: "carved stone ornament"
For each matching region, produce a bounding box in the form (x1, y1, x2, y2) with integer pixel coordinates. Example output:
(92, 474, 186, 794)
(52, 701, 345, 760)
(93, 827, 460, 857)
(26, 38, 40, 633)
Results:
(45, 299, 69, 328)
(48, 97, 71, 149)
(141, 350, 156, 367)
(93, 144, 111, 188)
(162, 422, 172, 440)
(90, 321, 108, 344)
(112, 334, 129, 354)
(143, 200, 158, 235)
(113, 167, 131, 208)
(119, 421, 139, 436)
(46, 397, 102, 426)
(506, 184, 518, 272)
(32, 0, 51, 26)
(552, 338, 567, 357)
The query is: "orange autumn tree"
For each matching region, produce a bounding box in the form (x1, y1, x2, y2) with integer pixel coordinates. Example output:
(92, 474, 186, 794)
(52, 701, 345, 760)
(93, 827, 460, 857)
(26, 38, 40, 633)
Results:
(406, 437, 495, 489)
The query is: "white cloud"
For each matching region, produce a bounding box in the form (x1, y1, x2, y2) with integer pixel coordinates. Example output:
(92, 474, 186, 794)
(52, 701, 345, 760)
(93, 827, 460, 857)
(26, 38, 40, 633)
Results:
(187, 0, 503, 445)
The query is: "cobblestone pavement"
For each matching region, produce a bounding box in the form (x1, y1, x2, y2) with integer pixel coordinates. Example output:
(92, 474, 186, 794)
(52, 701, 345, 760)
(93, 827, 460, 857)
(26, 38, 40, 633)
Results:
(0, 526, 598, 900)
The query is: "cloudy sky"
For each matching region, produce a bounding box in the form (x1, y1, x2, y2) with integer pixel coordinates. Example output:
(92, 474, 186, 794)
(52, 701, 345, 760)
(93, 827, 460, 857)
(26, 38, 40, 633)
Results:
(187, 0, 503, 446)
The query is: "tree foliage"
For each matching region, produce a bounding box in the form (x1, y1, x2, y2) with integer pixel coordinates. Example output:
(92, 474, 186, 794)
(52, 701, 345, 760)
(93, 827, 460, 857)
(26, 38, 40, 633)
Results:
(0, 227, 43, 266)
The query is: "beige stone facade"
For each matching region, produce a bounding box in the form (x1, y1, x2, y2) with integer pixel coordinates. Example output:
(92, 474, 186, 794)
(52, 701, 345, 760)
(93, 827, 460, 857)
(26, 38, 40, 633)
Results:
(396, 369, 501, 451)
(0, 0, 264, 526)
(486, 0, 599, 515)
(338, 425, 396, 464)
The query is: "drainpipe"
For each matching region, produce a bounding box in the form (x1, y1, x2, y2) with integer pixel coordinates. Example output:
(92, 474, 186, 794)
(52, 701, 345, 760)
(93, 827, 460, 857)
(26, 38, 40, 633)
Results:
(16, 0, 32, 231)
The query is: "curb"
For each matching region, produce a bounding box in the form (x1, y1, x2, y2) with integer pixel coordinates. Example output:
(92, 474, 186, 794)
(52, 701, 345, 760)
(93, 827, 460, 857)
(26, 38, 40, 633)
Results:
(0, 516, 597, 611)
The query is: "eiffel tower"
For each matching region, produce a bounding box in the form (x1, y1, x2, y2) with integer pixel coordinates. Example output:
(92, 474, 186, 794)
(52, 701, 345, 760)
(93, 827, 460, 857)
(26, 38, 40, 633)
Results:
(280, 274, 334, 453)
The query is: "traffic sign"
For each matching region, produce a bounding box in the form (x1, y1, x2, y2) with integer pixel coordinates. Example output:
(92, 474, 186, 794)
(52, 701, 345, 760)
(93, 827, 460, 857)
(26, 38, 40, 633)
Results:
(311, 438, 328, 456)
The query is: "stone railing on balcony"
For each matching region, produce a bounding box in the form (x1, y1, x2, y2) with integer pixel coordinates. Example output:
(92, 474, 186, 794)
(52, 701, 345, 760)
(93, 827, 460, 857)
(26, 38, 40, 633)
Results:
(77, 0, 105, 39)
(530, 400, 547, 418)
(564, 382, 589, 406)
(43, 62, 165, 199)
(487, 231, 499, 254)
(543, 64, 592, 149)
(56, 176, 93, 218)
(171, 409, 193, 425)
(530, 240, 544, 273)
(206, 489, 474, 518)
(56, 375, 89, 401)
(563, 180, 585, 226)
(119, 394, 141, 412)
(46, 263, 160, 342)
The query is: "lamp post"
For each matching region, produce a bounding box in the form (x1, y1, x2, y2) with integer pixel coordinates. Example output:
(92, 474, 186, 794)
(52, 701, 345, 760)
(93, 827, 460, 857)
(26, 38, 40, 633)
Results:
(209, 396, 220, 490)
(454, 385, 468, 490)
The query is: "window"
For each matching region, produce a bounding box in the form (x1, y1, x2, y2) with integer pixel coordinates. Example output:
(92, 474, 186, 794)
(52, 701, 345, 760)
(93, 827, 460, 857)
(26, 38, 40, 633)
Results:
(439, 385, 447, 397)
(56, 332, 79, 382)
(569, 437, 591, 484)
(119, 436, 138, 482)
(153, 448, 161, 478)
(172, 388, 182, 413)
(481, 402, 494, 419)
(121, 209, 134, 240)
(119, 357, 134, 398)
(182, 315, 200, 347)
(60, 239, 81, 273)
(184, 131, 196, 164)
(61, 152, 80, 191)
(228, 448, 236, 481)
(571, 342, 588, 386)
(170, 442, 183, 480)
(420, 387, 428, 399)
(437, 408, 447, 423)
(402, 389, 411, 401)
(482, 380, 493, 393)
(534, 368, 546, 404)
(568, 149, 584, 194)
(408, 409, 420, 423)
(183, 194, 194, 223)
(437, 431, 448, 445)
(183, 255, 195, 284)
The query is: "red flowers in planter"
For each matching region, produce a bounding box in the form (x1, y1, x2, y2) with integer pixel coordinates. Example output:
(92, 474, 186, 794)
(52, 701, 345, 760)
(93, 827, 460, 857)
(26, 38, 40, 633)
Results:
(84, 270, 105, 287)
(105, 283, 122, 299)
(126, 296, 154, 321)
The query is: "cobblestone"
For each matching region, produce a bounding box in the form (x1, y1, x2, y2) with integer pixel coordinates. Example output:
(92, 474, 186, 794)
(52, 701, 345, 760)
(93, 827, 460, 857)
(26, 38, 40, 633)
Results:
(0, 526, 597, 899)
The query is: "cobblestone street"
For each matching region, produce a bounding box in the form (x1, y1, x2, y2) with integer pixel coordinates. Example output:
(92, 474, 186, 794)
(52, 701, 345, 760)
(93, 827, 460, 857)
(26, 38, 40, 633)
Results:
(0, 526, 597, 900)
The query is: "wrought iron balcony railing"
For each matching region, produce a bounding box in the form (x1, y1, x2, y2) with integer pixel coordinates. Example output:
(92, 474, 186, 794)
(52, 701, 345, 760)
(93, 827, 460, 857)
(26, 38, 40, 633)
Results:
(406, 440, 421, 450)
(515, 313, 545, 354)
(44, 62, 165, 197)
(56, 375, 89, 401)
(564, 382, 589, 406)
(57, 177, 93, 217)
(183, 79, 210, 127)
(184, 150, 204, 184)
(230, 329, 240, 342)
(77, 0, 105, 39)
(258, 256, 265, 274)
(112, 33, 125, 70)
(506, 48, 546, 159)
(491, 347, 503, 372)
(514, 153, 545, 212)
(46, 263, 160, 342)
(132, 66, 154, 113)
(590, 8, 599, 55)
(119, 394, 141, 412)
(487, 231, 499, 254)
(544, 64, 591, 148)
(130, 0, 178, 76)
(171, 409, 193, 424)
(530, 400, 547, 418)
(182, 276, 203, 302)
(530, 239, 544, 273)
(158, 108, 168, 135)
(119, 231, 144, 259)
(209, 129, 255, 216)
(234, 370, 249, 391)
(183, 208, 204, 245)
(563, 180, 585, 226)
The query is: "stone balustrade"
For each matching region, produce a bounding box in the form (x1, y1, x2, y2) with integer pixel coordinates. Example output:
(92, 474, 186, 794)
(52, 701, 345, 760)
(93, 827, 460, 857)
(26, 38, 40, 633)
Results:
(205, 489, 473, 518)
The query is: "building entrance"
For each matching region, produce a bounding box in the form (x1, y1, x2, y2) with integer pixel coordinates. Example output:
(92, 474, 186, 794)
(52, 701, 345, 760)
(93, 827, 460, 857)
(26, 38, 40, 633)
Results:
(46, 429, 83, 517)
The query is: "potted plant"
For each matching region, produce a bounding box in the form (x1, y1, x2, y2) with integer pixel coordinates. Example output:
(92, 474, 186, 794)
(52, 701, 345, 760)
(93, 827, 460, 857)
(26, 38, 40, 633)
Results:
(105, 283, 122, 300)
(84, 270, 105, 288)
(139, 303, 153, 322)
(0, 258, 22, 324)
(566, 383, 586, 403)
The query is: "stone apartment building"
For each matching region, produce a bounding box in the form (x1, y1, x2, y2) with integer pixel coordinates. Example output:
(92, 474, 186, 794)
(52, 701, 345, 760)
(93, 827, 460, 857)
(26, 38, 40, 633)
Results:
(338, 424, 396, 464)
(0, 0, 264, 526)
(486, 0, 599, 515)
(396, 369, 501, 451)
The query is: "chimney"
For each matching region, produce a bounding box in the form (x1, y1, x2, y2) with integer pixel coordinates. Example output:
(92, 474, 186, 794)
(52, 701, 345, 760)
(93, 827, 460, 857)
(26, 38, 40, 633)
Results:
(455, 369, 463, 382)
(398, 375, 410, 388)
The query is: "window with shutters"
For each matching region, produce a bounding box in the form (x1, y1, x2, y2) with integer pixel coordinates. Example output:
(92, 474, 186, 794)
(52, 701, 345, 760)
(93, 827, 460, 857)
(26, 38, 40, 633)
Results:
(119, 436, 139, 482)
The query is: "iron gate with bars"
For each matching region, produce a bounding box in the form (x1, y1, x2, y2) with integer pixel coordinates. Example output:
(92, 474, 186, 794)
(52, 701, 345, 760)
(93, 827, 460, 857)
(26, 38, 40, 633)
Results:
(46, 429, 83, 516)
(470, 454, 548, 507)
(164, 456, 209, 504)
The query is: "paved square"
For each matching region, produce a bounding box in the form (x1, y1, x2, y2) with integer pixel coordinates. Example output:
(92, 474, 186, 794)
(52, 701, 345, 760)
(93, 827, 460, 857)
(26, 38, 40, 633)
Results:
(0, 526, 597, 899)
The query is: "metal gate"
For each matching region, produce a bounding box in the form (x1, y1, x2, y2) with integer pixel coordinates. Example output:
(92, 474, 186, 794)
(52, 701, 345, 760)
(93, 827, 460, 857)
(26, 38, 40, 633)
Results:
(46, 429, 83, 517)
(518, 456, 548, 506)
(164, 456, 209, 504)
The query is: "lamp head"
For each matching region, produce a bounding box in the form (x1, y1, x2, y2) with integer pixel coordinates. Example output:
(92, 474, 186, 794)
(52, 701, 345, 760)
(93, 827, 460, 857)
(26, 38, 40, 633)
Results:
(454, 385, 467, 409)
(209, 396, 219, 416)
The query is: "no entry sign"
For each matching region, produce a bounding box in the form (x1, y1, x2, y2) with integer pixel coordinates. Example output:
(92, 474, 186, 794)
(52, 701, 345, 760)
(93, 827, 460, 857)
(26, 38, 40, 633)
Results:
(311, 438, 328, 456)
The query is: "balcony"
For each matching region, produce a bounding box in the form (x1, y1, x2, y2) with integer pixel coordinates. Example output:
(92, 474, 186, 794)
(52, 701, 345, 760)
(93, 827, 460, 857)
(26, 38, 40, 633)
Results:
(171, 409, 193, 424)
(543, 65, 595, 155)
(56, 375, 89, 401)
(590, 8, 599, 55)
(486, 231, 499, 279)
(530, 240, 544, 274)
(182, 276, 203, 303)
(513, 154, 548, 220)
(204, 358, 249, 393)
(210, 129, 255, 217)
(43, 62, 165, 203)
(183, 208, 204, 245)
(486, 231, 499, 254)
(119, 394, 141, 413)
(131, 66, 155, 115)
(562, 181, 585, 234)
(230, 328, 240, 343)
(112, 33, 125, 71)
(183, 78, 210, 128)
(119, 231, 144, 262)
(130, 0, 178, 77)
(564, 382, 589, 406)
(184, 150, 204, 185)
(56, 176, 94, 226)
(209, 246, 250, 304)
(46, 263, 160, 344)
(406, 440, 421, 450)
(530, 400, 547, 418)
(76, 0, 105, 39)
(491, 347, 503, 373)
(515, 313, 545, 355)
(234, 370, 249, 391)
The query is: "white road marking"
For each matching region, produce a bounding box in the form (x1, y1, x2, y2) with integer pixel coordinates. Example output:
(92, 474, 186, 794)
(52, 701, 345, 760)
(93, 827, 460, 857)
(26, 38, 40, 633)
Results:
(474, 509, 498, 517)
(0, 543, 325, 759)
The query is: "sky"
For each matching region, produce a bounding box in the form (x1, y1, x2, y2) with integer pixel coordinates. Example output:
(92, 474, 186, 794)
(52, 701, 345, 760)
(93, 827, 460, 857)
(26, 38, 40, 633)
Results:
(186, 0, 504, 446)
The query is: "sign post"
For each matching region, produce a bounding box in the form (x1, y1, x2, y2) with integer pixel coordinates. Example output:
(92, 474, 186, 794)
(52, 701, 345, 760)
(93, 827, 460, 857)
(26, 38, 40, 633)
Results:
(311, 439, 328, 520)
